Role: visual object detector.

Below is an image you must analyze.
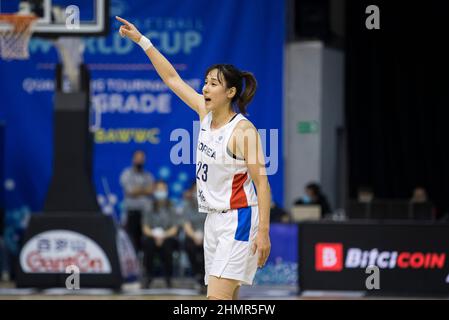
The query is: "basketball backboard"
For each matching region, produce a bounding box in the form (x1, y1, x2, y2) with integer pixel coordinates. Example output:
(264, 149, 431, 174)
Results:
(0, 0, 108, 36)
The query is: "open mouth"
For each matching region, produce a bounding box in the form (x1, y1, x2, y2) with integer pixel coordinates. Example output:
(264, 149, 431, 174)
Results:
(205, 98, 212, 103)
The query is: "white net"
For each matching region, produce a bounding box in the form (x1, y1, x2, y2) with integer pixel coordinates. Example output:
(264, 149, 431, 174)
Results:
(0, 14, 37, 60)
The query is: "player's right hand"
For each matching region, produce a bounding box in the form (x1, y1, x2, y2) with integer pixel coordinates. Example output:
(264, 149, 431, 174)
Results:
(115, 16, 143, 43)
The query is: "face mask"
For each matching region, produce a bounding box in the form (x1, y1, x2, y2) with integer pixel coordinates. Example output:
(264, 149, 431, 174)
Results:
(303, 195, 312, 204)
(154, 190, 168, 201)
(134, 163, 144, 172)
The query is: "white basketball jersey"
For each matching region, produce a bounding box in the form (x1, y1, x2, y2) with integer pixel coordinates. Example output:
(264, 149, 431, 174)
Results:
(196, 112, 258, 213)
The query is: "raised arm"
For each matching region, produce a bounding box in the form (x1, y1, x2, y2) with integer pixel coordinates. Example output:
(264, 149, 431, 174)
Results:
(116, 16, 208, 120)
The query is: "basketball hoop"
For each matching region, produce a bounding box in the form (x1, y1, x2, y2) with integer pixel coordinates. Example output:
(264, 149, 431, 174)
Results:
(0, 14, 38, 60)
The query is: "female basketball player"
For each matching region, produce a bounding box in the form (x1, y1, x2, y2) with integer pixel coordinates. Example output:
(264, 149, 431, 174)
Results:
(116, 16, 271, 300)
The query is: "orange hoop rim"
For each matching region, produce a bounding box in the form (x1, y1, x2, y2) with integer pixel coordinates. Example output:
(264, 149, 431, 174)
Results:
(0, 14, 38, 35)
(0, 13, 38, 24)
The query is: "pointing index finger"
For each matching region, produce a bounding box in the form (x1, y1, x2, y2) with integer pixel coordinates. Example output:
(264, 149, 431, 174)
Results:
(115, 16, 131, 26)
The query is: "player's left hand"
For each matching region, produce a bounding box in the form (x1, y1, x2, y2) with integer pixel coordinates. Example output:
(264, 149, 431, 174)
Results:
(252, 231, 271, 268)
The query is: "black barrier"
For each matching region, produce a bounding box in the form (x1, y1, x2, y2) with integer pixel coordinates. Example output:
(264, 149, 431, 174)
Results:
(16, 214, 123, 289)
(299, 221, 449, 295)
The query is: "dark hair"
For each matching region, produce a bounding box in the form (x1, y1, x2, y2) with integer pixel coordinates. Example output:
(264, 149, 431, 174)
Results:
(155, 179, 168, 187)
(358, 185, 373, 193)
(133, 149, 145, 156)
(205, 64, 257, 115)
(306, 182, 322, 197)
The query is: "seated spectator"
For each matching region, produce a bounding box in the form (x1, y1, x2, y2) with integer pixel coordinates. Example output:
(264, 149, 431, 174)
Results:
(141, 180, 179, 288)
(120, 150, 154, 254)
(357, 186, 374, 203)
(270, 197, 290, 223)
(410, 186, 436, 219)
(410, 186, 428, 203)
(181, 182, 206, 287)
(294, 182, 332, 218)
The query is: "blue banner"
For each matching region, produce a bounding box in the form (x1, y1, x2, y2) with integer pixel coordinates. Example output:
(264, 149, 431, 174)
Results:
(254, 223, 298, 286)
(0, 0, 284, 247)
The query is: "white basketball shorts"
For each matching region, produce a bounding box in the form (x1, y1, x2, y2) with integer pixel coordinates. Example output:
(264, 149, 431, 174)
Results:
(203, 206, 259, 286)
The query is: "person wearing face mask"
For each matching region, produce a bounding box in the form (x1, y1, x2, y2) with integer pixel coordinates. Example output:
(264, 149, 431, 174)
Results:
(294, 182, 332, 218)
(180, 182, 206, 290)
(119, 150, 155, 254)
(141, 180, 180, 288)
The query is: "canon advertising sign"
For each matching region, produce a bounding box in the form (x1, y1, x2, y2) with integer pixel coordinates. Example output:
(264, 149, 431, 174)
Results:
(299, 222, 449, 295)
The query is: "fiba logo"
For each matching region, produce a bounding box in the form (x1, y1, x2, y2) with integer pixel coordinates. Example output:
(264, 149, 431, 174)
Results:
(315, 243, 343, 271)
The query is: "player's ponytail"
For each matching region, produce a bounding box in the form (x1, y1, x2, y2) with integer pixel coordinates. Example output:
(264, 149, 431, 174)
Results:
(236, 71, 257, 115)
